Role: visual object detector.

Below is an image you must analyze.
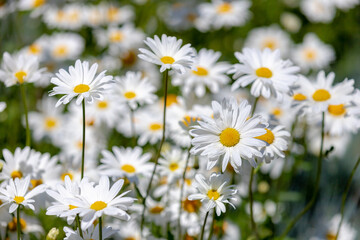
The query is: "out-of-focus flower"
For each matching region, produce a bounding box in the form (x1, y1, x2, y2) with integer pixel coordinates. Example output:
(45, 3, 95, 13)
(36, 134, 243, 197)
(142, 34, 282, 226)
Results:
(280, 12, 302, 33)
(300, 0, 336, 23)
(47, 33, 85, 61)
(63, 225, 116, 240)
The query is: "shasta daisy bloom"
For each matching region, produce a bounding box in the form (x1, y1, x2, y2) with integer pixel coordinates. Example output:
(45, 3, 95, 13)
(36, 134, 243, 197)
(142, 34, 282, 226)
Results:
(99, 146, 154, 183)
(0, 147, 33, 181)
(188, 173, 237, 216)
(49, 59, 113, 107)
(48, 33, 85, 61)
(67, 176, 136, 230)
(63, 225, 116, 240)
(300, 0, 336, 23)
(0, 176, 46, 213)
(0, 52, 46, 87)
(190, 98, 267, 172)
(138, 34, 195, 74)
(113, 71, 157, 109)
(158, 148, 188, 184)
(229, 48, 300, 101)
(172, 48, 231, 97)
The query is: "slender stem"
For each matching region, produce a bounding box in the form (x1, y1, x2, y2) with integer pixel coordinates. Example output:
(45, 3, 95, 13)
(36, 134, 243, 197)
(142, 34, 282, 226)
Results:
(279, 112, 325, 239)
(335, 156, 360, 240)
(80, 100, 86, 179)
(140, 69, 169, 234)
(17, 207, 21, 240)
(19, 84, 30, 147)
(129, 106, 136, 146)
(75, 214, 83, 238)
(207, 209, 215, 240)
(249, 167, 260, 239)
(200, 211, 210, 240)
(177, 148, 191, 240)
(251, 97, 259, 116)
(99, 217, 102, 240)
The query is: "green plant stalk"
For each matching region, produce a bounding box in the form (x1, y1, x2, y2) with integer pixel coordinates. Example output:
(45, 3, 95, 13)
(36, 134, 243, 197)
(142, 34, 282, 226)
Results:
(335, 156, 360, 240)
(99, 217, 102, 240)
(76, 214, 83, 238)
(279, 112, 325, 239)
(129, 106, 136, 146)
(17, 207, 21, 240)
(207, 209, 215, 240)
(20, 84, 31, 147)
(200, 211, 210, 240)
(81, 100, 86, 179)
(140, 69, 169, 234)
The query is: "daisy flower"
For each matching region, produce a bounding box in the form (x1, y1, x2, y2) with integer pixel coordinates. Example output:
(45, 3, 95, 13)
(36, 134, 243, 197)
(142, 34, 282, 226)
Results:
(291, 33, 335, 72)
(67, 176, 135, 230)
(49, 59, 113, 107)
(138, 34, 195, 74)
(113, 71, 157, 109)
(300, 0, 336, 23)
(158, 148, 188, 184)
(0, 176, 46, 213)
(172, 48, 231, 97)
(63, 225, 116, 240)
(332, 0, 359, 10)
(0, 102, 6, 112)
(0, 147, 33, 181)
(0, 52, 46, 87)
(104, 4, 134, 25)
(190, 98, 267, 172)
(47, 33, 85, 61)
(229, 48, 300, 101)
(99, 146, 154, 183)
(188, 173, 237, 216)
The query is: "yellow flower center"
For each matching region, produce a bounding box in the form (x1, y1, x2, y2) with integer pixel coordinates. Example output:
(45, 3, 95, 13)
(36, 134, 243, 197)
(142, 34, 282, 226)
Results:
(124, 91, 136, 99)
(293, 93, 307, 101)
(328, 104, 346, 116)
(74, 84, 90, 94)
(56, 10, 65, 21)
(256, 67, 273, 78)
(33, 0, 45, 7)
(97, 101, 108, 109)
(121, 164, 136, 173)
(61, 172, 73, 181)
(183, 199, 201, 213)
(169, 162, 179, 172)
(262, 39, 276, 50)
(326, 232, 336, 240)
(255, 128, 275, 144)
(29, 44, 41, 54)
(272, 108, 282, 116)
(30, 179, 43, 189)
(207, 189, 220, 200)
(192, 66, 208, 76)
(160, 56, 175, 64)
(90, 201, 107, 211)
(149, 206, 164, 214)
(107, 7, 118, 21)
(14, 196, 25, 204)
(11, 170, 23, 179)
(165, 94, 178, 106)
(53, 45, 68, 57)
(219, 128, 240, 147)
(312, 89, 331, 102)
(69, 205, 77, 210)
(217, 3, 232, 13)
(14, 71, 27, 84)
(8, 218, 26, 232)
(121, 51, 137, 67)
(304, 49, 316, 61)
(109, 31, 123, 43)
(45, 117, 57, 130)
(149, 123, 162, 131)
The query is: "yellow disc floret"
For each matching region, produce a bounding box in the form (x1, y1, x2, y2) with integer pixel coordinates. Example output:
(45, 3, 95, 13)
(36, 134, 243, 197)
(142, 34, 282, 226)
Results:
(328, 104, 346, 116)
(293, 93, 307, 101)
(207, 189, 220, 200)
(124, 91, 136, 99)
(312, 89, 331, 102)
(121, 164, 136, 173)
(14, 71, 27, 84)
(255, 128, 275, 144)
(256, 67, 273, 78)
(149, 206, 164, 214)
(149, 123, 162, 131)
(90, 201, 107, 211)
(219, 128, 240, 147)
(169, 162, 179, 172)
(160, 56, 175, 64)
(11, 170, 23, 179)
(217, 3, 232, 13)
(74, 84, 90, 93)
(97, 101, 108, 109)
(192, 67, 208, 76)
(14, 196, 25, 204)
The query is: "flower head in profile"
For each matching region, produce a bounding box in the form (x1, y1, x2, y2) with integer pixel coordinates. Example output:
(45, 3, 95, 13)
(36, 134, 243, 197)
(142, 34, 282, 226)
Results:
(49, 60, 113, 107)
(229, 48, 300, 101)
(188, 173, 237, 216)
(138, 34, 195, 74)
(190, 97, 267, 172)
(0, 176, 46, 213)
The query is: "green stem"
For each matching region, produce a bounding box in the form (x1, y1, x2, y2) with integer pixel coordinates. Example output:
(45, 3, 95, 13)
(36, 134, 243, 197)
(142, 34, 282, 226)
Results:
(335, 156, 360, 240)
(80, 100, 86, 179)
(19, 84, 30, 147)
(99, 217, 102, 240)
(17, 207, 21, 240)
(200, 211, 210, 240)
(140, 69, 169, 234)
(207, 209, 215, 240)
(251, 97, 259, 116)
(279, 112, 325, 239)
(75, 214, 83, 238)
(129, 106, 136, 146)
(177, 148, 191, 240)
(249, 167, 260, 239)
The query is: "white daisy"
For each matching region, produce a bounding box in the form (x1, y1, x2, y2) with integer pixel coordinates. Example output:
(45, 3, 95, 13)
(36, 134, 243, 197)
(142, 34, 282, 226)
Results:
(43, 4, 84, 30)
(0, 176, 46, 213)
(138, 34, 195, 74)
(47, 33, 85, 61)
(0, 147, 33, 181)
(331, 0, 359, 10)
(158, 148, 188, 184)
(190, 98, 267, 172)
(0, 102, 6, 112)
(229, 48, 300, 101)
(172, 48, 231, 97)
(49, 59, 113, 107)
(104, 4, 134, 25)
(188, 173, 237, 216)
(300, 0, 336, 23)
(63, 225, 116, 240)
(0, 52, 46, 87)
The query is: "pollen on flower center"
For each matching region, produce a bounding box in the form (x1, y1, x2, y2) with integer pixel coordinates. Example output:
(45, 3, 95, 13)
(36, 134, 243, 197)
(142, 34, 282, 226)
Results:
(304, 49, 316, 61)
(110, 31, 123, 43)
(69, 205, 77, 210)
(61, 172, 73, 181)
(312, 89, 331, 102)
(54, 45, 68, 57)
(14, 196, 25, 204)
(219, 128, 240, 147)
(160, 56, 175, 64)
(74, 84, 90, 93)
(207, 189, 220, 200)
(124, 91, 137, 99)
(328, 104, 346, 116)
(293, 93, 307, 101)
(217, 3, 232, 13)
(97, 101, 108, 109)
(272, 108, 282, 116)
(33, 0, 45, 7)
(263, 39, 276, 50)
(256, 67, 273, 78)
(192, 66, 208, 76)
(29, 44, 41, 54)
(45, 117, 57, 129)
(14, 71, 27, 84)
(149, 123, 162, 131)
(149, 206, 164, 214)
(30, 179, 43, 189)
(90, 201, 107, 211)
(255, 128, 275, 144)
(169, 162, 179, 171)
(121, 164, 136, 173)
(11, 170, 23, 179)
